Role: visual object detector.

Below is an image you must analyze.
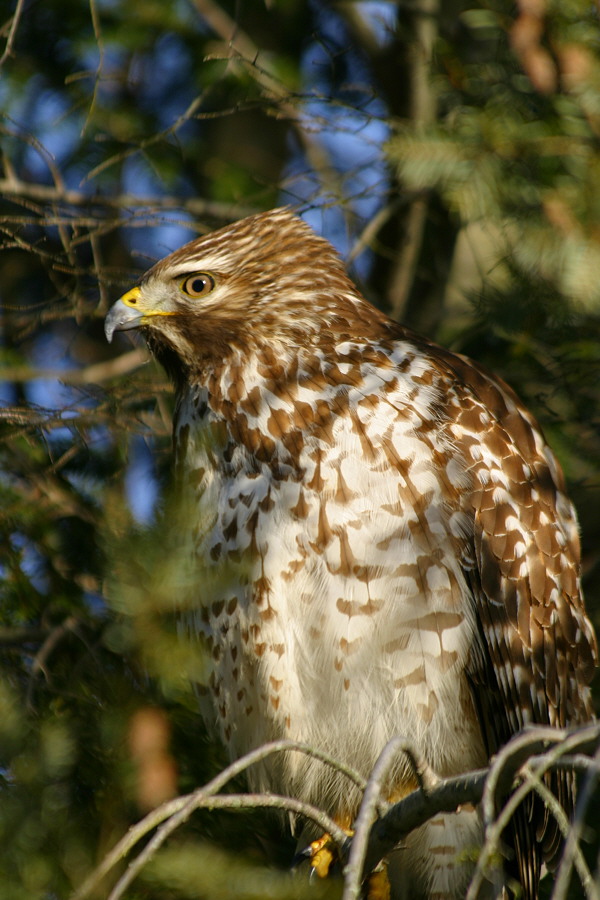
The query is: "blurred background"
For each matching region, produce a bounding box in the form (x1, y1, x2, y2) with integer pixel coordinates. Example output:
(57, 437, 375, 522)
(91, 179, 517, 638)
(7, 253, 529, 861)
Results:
(1, 0, 599, 897)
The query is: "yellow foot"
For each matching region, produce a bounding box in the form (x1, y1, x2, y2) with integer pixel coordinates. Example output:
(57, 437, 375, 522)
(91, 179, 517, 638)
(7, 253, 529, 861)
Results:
(365, 863, 391, 900)
(306, 833, 390, 900)
(309, 832, 339, 878)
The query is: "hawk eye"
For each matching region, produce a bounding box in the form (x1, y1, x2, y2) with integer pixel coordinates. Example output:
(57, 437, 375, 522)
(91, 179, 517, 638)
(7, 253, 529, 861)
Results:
(180, 273, 215, 298)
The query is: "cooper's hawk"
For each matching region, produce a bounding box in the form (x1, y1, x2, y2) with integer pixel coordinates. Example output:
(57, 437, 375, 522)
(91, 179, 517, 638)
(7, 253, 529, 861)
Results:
(105, 208, 596, 898)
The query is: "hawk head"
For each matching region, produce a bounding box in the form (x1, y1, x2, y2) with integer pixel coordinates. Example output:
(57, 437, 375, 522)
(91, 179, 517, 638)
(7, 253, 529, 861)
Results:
(104, 207, 366, 381)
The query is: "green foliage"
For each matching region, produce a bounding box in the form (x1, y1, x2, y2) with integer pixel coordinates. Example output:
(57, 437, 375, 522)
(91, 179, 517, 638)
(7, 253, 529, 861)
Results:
(390, 0, 600, 305)
(141, 841, 338, 900)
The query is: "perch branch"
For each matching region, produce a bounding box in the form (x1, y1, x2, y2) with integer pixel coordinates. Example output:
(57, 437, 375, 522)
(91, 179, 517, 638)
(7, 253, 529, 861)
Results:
(70, 725, 600, 900)
(71, 739, 366, 900)
(343, 735, 441, 900)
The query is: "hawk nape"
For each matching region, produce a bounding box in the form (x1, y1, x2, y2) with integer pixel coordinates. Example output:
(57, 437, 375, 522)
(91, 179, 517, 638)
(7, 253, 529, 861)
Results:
(105, 207, 596, 899)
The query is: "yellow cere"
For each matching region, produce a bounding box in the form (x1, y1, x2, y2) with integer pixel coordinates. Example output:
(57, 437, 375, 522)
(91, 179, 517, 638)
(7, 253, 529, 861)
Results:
(120, 286, 142, 307)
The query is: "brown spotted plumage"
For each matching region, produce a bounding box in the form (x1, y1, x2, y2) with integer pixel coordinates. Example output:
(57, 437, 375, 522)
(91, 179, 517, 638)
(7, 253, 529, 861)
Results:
(105, 208, 596, 899)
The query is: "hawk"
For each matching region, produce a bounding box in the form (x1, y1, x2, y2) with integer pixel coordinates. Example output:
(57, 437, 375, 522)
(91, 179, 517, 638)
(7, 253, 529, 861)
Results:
(105, 208, 596, 898)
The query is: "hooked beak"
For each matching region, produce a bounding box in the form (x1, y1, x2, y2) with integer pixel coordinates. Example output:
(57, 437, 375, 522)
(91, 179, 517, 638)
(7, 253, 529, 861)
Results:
(105, 286, 177, 343)
(104, 287, 145, 343)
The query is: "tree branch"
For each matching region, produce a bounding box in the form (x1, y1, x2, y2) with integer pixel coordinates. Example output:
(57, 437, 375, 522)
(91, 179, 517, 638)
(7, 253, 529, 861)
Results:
(0, 348, 150, 385)
(343, 735, 442, 900)
(69, 724, 600, 900)
(0, 176, 258, 221)
(551, 742, 600, 900)
(71, 739, 366, 900)
(387, 0, 439, 323)
(0, 626, 51, 647)
(0, 0, 26, 69)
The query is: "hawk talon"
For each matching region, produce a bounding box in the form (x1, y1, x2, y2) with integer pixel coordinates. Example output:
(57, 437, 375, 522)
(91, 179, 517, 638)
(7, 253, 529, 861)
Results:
(302, 832, 391, 900)
(291, 844, 313, 868)
(308, 832, 339, 879)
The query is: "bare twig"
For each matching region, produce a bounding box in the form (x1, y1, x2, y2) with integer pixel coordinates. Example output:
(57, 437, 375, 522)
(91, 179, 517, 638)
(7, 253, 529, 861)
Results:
(71, 739, 365, 900)
(482, 725, 599, 829)
(1, 117, 65, 192)
(361, 765, 488, 881)
(0, 176, 258, 221)
(481, 726, 570, 828)
(0, 348, 150, 385)
(82, 91, 207, 185)
(26, 616, 83, 708)
(520, 762, 597, 900)
(0, 626, 51, 647)
(388, 196, 430, 320)
(192, 0, 338, 201)
(467, 725, 600, 900)
(388, 0, 439, 322)
(551, 743, 600, 900)
(359, 725, 600, 894)
(343, 736, 440, 900)
(71, 726, 600, 900)
(80, 0, 105, 138)
(346, 199, 403, 266)
(106, 792, 343, 900)
(0, 0, 26, 68)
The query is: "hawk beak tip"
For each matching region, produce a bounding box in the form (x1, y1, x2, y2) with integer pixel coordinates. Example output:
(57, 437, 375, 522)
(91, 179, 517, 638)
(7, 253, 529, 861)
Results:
(104, 297, 144, 343)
